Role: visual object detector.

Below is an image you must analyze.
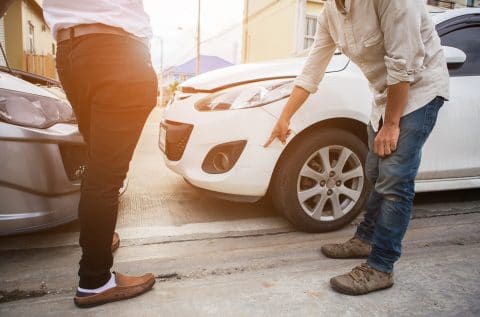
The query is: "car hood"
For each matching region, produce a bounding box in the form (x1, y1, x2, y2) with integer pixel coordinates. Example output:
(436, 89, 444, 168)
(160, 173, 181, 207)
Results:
(179, 54, 349, 92)
(0, 71, 58, 99)
(432, 8, 480, 25)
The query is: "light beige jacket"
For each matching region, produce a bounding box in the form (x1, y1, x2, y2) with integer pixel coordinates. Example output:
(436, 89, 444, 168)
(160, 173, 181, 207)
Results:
(294, 0, 450, 131)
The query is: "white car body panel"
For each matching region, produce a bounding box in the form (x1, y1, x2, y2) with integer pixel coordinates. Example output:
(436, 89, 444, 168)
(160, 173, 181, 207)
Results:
(162, 9, 480, 199)
(164, 93, 282, 196)
(431, 8, 480, 24)
(263, 61, 371, 132)
(419, 75, 480, 181)
(181, 55, 350, 92)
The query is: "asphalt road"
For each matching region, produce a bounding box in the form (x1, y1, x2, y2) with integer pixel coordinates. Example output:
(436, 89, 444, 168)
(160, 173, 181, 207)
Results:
(1, 107, 479, 316)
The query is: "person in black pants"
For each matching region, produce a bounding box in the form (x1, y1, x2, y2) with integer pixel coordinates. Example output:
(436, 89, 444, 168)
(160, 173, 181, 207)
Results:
(54, 28, 157, 307)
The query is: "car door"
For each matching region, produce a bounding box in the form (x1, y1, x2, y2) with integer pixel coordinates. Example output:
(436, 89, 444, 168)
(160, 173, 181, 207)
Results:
(417, 15, 480, 181)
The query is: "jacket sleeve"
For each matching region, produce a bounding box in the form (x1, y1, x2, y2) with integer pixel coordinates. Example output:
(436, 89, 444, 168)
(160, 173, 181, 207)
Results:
(294, 11, 336, 94)
(375, 0, 426, 85)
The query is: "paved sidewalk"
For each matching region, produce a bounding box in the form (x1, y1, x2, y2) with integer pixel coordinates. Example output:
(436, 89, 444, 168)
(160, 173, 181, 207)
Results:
(1, 213, 479, 317)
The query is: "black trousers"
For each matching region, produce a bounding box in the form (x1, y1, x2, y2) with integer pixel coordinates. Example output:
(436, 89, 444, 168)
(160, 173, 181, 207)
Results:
(56, 33, 157, 288)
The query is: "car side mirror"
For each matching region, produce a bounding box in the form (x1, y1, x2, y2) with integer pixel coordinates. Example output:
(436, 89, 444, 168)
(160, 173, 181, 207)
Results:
(442, 46, 466, 65)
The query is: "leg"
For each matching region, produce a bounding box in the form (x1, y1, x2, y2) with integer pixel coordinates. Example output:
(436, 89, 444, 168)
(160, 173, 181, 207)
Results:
(321, 124, 379, 258)
(78, 105, 152, 287)
(367, 97, 444, 273)
(330, 97, 443, 295)
(355, 124, 382, 243)
(76, 36, 157, 288)
(58, 34, 157, 289)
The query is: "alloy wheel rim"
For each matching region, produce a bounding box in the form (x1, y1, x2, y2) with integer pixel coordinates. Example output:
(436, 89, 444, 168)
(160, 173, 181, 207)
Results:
(296, 145, 364, 222)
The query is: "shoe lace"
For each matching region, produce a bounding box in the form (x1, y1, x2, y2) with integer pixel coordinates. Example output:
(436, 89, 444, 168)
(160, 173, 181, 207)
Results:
(348, 263, 373, 282)
(341, 237, 358, 250)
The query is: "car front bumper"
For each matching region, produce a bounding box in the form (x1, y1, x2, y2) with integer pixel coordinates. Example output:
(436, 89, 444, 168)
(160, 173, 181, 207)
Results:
(160, 95, 288, 199)
(0, 122, 85, 236)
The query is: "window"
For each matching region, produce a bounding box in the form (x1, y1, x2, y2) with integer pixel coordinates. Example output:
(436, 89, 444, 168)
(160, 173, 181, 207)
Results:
(304, 15, 317, 50)
(28, 21, 35, 54)
(440, 26, 480, 76)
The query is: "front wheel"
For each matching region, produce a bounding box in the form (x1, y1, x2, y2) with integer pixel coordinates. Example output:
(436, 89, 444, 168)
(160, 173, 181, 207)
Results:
(271, 128, 370, 232)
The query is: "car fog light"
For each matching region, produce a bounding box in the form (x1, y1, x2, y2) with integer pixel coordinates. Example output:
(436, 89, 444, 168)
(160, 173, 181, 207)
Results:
(213, 152, 230, 172)
(202, 140, 247, 174)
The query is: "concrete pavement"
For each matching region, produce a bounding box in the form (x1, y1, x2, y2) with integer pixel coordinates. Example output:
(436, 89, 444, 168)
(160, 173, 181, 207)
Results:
(1, 212, 479, 316)
(1, 108, 480, 316)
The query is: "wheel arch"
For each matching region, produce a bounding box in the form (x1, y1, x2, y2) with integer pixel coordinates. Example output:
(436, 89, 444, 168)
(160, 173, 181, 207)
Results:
(266, 117, 368, 195)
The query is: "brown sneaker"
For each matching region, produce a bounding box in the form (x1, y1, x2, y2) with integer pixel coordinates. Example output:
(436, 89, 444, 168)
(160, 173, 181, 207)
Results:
(321, 237, 371, 259)
(74, 272, 155, 308)
(111, 232, 120, 253)
(330, 263, 394, 295)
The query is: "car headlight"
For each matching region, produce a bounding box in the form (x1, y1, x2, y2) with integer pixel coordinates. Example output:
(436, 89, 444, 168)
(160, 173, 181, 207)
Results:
(195, 80, 294, 111)
(0, 88, 75, 129)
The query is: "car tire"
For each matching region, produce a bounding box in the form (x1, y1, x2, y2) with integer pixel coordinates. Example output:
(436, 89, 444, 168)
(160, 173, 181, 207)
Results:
(271, 128, 370, 233)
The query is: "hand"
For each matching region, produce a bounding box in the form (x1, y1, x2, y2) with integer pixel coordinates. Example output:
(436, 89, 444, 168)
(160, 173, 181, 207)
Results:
(264, 118, 292, 147)
(374, 123, 400, 158)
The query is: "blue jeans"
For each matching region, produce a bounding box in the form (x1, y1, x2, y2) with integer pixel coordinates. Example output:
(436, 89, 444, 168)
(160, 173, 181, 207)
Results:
(355, 96, 444, 273)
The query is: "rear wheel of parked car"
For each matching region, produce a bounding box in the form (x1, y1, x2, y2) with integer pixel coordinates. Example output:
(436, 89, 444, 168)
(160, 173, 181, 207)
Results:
(271, 128, 370, 233)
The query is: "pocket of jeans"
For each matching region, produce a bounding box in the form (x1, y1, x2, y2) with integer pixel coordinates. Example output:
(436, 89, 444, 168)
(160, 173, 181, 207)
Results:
(422, 97, 443, 136)
(91, 70, 157, 112)
(125, 64, 157, 110)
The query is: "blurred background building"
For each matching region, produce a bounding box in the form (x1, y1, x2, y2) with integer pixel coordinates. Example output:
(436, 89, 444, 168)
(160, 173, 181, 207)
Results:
(1, 0, 57, 79)
(242, 0, 325, 63)
(162, 54, 233, 84)
(159, 54, 233, 106)
(241, 0, 480, 63)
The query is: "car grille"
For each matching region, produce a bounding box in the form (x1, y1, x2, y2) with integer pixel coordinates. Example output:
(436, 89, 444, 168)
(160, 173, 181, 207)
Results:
(163, 120, 193, 161)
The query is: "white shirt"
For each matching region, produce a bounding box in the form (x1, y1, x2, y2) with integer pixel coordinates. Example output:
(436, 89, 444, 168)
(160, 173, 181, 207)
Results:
(294, 0, 450, 131)
(43, 0, 153, 40)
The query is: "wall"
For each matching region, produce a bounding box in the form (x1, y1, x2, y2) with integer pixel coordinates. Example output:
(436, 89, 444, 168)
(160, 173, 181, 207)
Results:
(242, 0, 325, 63)
(242, 0, 297, 63)
(4, 0, 23, 69)
(21, 0, 55, 56)
(306, 0, 324, 15)
(4, 0, 56, 78)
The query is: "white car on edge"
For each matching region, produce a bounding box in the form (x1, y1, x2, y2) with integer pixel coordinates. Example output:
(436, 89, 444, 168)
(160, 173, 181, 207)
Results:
(159, 9, 480, 232)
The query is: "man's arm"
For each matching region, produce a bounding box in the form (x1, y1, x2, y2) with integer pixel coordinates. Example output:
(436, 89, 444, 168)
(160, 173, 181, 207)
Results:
(264, 86, 310, 147)
(265, 11, 336, 147)
(374, 82, 409, 157)
(374, 0, 425, 157)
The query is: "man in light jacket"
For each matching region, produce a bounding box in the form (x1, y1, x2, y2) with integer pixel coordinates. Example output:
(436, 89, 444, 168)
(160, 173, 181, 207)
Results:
(265, 0, 449, 295)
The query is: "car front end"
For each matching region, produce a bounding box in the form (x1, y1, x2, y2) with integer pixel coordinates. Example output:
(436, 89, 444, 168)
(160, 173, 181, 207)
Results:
(159, 54, 356, 203)
(160, 78, 294, 202)
(0, 71, 86, 235)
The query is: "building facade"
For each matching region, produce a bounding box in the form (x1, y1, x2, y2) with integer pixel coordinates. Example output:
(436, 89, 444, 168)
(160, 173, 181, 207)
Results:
(242, 0, 325, 63)
(241, 0, 480, 63)
(3, 0, 57, 79)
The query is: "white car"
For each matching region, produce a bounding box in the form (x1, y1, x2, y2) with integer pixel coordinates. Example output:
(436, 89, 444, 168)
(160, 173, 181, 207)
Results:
(160, 9, 480, 232)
